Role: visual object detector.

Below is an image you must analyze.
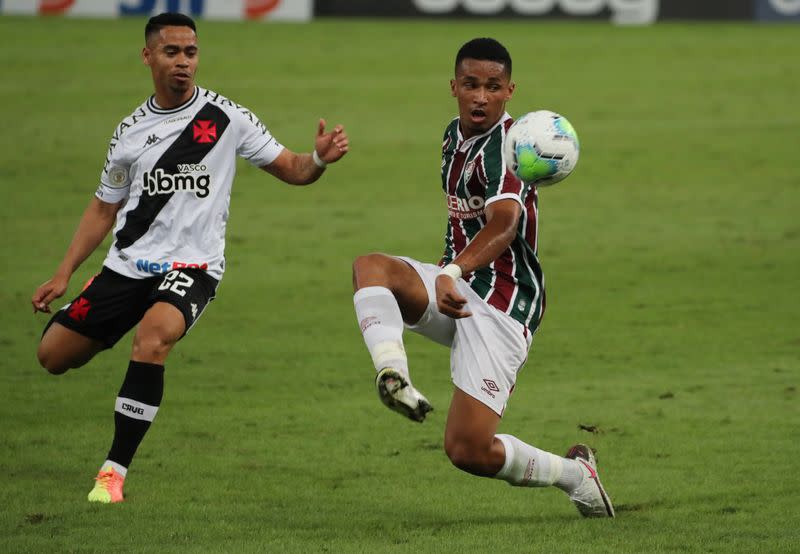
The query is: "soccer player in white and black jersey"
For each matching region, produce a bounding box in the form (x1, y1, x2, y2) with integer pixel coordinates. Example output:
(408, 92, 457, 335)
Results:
(31, 13, 349, 503)
(352, 38, 614, 518)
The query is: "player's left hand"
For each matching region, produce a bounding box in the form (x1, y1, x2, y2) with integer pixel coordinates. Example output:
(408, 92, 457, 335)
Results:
(32, 274, 69, 314)
(314, 118, 349, 164)
(435, 274, 472, 319)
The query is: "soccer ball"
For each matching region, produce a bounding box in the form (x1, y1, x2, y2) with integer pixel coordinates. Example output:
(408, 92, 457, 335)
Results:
(503, 110, 580, 186)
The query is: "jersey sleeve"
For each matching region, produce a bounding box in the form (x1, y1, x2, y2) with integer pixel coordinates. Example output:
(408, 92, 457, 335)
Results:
(483, 131, 526, 209)
(234, 107, 284, 167)
(96, 124, 132, 204)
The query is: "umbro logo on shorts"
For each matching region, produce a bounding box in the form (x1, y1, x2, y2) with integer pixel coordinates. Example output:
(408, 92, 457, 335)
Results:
(481, 379, 500, 399)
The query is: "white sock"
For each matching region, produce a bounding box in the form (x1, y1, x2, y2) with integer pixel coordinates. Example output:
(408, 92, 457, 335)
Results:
(100, 460, 127, 478)
(353, 287, 410, 379)
(495, 434, 583, 492)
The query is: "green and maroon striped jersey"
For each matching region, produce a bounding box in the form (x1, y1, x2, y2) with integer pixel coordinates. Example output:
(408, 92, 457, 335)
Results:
(439, 113, 545, 330)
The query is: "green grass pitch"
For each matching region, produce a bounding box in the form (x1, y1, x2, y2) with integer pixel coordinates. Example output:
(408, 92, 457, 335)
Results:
(1, 15, 798, 553)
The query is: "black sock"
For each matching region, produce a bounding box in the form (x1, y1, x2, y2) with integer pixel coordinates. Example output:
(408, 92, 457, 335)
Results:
(107, 361, 164, 469)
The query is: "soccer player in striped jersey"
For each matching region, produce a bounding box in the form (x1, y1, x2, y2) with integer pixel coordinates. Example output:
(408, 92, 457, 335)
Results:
(352, 38, 614, 518)
(31, 12, 349, 504)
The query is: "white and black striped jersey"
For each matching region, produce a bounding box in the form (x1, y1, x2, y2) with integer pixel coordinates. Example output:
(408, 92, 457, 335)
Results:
(96, 86, 284, 281)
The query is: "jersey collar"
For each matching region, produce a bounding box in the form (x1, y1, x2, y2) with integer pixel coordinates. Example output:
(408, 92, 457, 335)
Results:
(456, 112, 512, 151)
(146, 86, 200, 115)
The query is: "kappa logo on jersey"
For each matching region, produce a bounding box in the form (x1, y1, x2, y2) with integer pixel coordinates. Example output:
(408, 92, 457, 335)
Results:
(446, 194, 485, 220)
(67, 297, 91, 321)
(142, 167, 211, 198)
(144, 134, 161, 147)
(193, 120, 217, 144)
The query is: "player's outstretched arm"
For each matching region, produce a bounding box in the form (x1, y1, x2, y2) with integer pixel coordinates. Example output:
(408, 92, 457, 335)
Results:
(260, 118, 349, 185)
(32, 197, 122, 314)
(435, 199, 522, 319)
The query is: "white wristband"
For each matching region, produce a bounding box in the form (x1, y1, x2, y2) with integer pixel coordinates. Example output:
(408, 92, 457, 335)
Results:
(312, 150, 327, 169)
(440, 263, 462, 281)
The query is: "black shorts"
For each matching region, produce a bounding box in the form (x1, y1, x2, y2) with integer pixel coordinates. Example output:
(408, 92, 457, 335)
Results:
(47, 266, 218, 348)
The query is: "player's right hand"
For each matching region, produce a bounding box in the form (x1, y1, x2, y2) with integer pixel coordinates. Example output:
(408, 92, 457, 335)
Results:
(314, 118, 349, 165)
(32, 276, 69, 314)
(435, 274, 473, 319)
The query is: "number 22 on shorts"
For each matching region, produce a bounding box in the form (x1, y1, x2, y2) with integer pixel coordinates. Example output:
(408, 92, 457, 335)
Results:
(158, 270, 195, 297)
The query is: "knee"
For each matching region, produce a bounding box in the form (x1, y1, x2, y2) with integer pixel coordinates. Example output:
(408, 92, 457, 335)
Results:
(352, 253, 385, 277)
(37, 345, 70, 375)
(132, 332, 173, 362)
(444, 437, 486, 473)
(353, 252, 402, 291)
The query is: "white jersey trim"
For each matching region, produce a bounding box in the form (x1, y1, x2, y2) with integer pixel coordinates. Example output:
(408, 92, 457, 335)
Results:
(485, 192, 525, 210)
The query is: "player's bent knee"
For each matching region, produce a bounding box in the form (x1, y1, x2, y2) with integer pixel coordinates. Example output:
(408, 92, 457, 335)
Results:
(132, 334, 174, 362)
(36, 346, 71, 375)
(353, 253, 382, 276)
(444, 439, 485, 473)
(37, 323, 101, 374)
(352, 253, 398, 290)
(132, 321, 181, 362)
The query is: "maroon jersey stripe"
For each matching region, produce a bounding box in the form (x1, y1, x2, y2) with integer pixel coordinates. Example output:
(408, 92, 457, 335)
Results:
(447, 150, 467, 195)
(486, 249, 515, 312)
(447, 150, 470, 254)
(499, 120, 523, 197)
(500, 167, 523, 196)
(524, 188, 539, 252)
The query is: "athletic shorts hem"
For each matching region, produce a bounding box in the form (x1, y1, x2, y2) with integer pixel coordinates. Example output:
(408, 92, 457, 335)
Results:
(48, 311, 117, 348)
(452, 381, 507, 417)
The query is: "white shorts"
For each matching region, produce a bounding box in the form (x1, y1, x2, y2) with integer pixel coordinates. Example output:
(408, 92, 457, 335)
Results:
(398, 256, 532, 416)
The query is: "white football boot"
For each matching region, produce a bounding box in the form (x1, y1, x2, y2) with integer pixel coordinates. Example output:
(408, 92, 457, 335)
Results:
(375, 367, 433, 423)
(565, 444, 615, 518)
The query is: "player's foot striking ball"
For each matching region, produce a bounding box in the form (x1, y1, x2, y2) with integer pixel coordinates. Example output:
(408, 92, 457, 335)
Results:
(31, 12, 349, 502)
(352, 38, 614, 518)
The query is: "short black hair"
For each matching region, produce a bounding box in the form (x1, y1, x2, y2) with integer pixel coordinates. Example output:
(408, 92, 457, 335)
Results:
(455, 38, 512, 76)
(145, 12, 197, 42)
